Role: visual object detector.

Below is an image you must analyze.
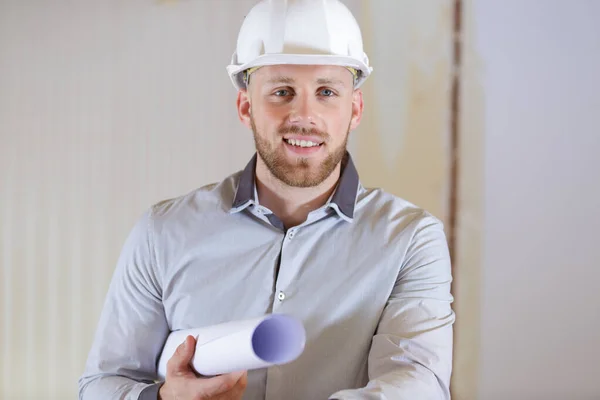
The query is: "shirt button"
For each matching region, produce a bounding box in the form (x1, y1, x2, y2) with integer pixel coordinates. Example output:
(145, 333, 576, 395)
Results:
(288, 229, 296, 239)
(277, 291, 286, 301)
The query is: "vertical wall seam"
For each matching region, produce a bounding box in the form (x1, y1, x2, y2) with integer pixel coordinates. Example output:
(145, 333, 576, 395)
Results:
(448, 0, 462, 265)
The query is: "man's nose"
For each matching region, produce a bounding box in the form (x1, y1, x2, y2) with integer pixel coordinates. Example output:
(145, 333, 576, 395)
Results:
(288, 95, 318, 127)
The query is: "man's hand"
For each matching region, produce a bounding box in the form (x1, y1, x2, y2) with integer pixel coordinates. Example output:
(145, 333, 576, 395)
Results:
(158, 335, 248, 400)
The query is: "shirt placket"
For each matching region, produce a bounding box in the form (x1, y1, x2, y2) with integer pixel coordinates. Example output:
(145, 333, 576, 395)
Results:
(264, 224, 298, 399)
(263, 208, 336, 399)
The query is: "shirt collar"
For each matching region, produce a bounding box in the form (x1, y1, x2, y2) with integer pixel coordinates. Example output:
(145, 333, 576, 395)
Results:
(231, 151, 360, 220)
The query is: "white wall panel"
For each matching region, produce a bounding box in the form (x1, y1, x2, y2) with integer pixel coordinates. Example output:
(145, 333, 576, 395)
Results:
(454, 0, 600, 399)
(474, 0, 600, 398)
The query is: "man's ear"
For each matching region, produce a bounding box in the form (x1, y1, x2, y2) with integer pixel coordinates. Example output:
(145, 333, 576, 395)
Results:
(350, 88, 364, 130)
(236, 88, 252, 129)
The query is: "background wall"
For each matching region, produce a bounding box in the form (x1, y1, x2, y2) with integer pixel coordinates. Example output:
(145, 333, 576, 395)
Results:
(3, 0, 599, 399)
(0, 1, 454, 398)
(458, 0, 600, 399)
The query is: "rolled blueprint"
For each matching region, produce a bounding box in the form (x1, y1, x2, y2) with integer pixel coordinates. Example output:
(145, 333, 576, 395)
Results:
(157, 314, 306, 378)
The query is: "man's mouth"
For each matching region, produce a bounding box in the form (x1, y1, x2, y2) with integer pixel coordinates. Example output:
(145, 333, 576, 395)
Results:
(283, 138, 323, 148)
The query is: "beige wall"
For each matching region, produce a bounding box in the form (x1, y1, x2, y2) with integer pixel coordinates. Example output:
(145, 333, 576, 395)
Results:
(0, 1, 455, 398)
(355, 0, 453, 221)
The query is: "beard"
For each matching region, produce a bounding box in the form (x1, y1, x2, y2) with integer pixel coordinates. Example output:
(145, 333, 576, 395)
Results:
(250, 115, 349, 188)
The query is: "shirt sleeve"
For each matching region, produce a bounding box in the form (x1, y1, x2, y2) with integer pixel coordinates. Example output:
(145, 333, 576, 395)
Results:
(329, 212, 456, 400)
(78, 209, 169, 400)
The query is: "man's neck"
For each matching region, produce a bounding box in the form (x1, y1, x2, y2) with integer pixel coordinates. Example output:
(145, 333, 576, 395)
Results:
(255, 158, 341, 230)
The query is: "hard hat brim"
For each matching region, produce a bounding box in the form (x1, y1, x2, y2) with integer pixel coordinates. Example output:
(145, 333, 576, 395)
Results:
(226, 53, 372, 90)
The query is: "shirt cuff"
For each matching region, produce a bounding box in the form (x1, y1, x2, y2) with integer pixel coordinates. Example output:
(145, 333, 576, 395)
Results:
(138, 382, 162, 400)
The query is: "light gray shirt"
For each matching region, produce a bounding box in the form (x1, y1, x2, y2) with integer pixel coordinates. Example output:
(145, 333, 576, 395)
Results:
(78, 152, 455, 400)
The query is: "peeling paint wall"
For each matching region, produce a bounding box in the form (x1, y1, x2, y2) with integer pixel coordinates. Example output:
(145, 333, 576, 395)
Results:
(354, 0, 453, 224)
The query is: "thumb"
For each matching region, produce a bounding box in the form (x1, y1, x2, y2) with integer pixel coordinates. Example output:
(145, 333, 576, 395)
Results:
(167, 335, 196, 375)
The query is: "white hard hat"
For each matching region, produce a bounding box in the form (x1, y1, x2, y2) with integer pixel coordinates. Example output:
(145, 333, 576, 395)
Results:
(226, 0, 373, 90)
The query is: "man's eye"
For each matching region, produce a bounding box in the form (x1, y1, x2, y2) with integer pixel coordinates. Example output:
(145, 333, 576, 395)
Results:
(320, 89, 335, 97)
(274, 90, 290, 96)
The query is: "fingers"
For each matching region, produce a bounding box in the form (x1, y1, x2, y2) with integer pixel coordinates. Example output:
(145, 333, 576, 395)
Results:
(236, 371, 248, 387)
(233, 371, 248, 394)
(165, 337, 248, 399)
(192, 370, 248, 398)
(166, 335, 196, 376)
(211, 372, 248, 400)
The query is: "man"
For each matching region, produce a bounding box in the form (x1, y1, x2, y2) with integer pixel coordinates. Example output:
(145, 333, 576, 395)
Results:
(78, 0, 455, 399)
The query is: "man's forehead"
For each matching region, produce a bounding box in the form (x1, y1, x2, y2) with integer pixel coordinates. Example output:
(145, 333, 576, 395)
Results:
(253, 65, 353, 85)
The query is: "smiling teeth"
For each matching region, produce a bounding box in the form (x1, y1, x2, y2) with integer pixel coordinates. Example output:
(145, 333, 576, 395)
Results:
(285, 139, 320, 147)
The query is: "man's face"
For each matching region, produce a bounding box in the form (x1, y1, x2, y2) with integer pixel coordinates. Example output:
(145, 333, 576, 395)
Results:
(237, 64, 363, 188)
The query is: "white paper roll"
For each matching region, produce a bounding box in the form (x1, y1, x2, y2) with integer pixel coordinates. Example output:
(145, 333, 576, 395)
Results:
(157, 314, 306, 378)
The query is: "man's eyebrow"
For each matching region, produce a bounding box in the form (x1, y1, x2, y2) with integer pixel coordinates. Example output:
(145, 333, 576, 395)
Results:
(266, 76, 295, 85)
(316, 77, 347, 87)
(264, 76, 348, 87)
